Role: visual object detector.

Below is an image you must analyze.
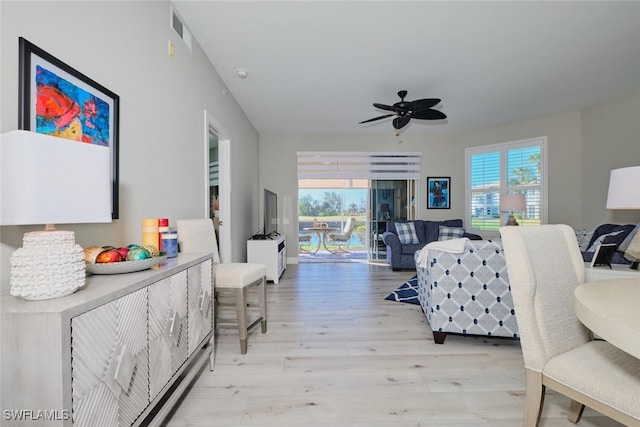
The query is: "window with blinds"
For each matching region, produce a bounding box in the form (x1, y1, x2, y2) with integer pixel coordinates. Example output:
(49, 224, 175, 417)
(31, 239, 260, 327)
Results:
(466, 137, 547, 232)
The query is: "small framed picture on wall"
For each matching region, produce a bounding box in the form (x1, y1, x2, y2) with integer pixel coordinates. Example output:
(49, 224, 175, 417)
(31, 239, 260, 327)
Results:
(427, 177, 450, 209)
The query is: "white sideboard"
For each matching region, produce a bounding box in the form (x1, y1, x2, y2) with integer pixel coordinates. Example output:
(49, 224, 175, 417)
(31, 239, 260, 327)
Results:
(0, 253, 213, 427)
(584, 263, 639, 281)
(247, 234, 286, 284)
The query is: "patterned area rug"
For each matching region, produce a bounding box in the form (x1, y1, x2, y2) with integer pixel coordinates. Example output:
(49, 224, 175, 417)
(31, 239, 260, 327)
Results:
(384, 275, 419, 305)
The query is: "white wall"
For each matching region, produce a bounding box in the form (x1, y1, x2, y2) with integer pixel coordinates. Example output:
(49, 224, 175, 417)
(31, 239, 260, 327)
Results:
(259, 131, 455, 254)
(451, 110, 584, 227)
(0, 1, 260, 289)
(261, 92, 640, 260)
(581, 89, 640, 228)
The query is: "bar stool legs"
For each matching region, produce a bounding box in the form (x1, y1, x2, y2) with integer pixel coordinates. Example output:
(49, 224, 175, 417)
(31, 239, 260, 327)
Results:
(221, 275, 267, 354)
(176, 218, 268, 355)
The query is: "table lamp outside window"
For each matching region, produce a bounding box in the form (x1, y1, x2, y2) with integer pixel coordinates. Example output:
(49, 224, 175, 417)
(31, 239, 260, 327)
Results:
(500, 193, 526, 226)
(606, 166, 640, 270)
(1, 130, 112, 299)
(379, 203, 390, 220)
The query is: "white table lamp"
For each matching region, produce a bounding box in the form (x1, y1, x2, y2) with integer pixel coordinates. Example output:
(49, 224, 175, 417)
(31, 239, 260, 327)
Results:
(500, 193, 526, 226)
(606, 166, 640, 270)
(1, 130, 112, 299)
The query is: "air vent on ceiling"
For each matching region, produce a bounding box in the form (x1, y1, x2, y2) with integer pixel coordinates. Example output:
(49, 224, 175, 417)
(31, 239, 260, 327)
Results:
(170, 5, 192, 50)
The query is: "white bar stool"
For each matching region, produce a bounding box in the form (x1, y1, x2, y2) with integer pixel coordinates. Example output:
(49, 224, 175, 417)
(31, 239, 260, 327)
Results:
(176, 219, 267, 355)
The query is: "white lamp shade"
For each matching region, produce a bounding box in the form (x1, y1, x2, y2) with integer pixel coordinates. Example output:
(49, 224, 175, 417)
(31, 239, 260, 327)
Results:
(500, 193, 526, 212)
(1, 130, 112, 225)
(606, 166, 640, 209)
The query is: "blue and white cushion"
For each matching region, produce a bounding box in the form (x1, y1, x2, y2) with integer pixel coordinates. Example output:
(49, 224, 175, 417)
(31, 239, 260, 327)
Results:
(586, 230, 623, 252)
(438, 226, 465, 241)
(395, 222, 419, 244)
(575, 228, 594, 251)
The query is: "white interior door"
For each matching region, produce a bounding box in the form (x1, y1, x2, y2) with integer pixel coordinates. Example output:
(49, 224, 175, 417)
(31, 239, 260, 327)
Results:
(204, 110, 231, 263)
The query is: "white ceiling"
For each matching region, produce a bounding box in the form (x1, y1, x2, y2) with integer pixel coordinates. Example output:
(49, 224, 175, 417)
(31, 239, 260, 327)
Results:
(173, 1, 640, 135)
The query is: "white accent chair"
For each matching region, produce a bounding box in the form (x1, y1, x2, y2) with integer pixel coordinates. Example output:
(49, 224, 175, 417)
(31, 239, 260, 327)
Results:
(500, 224, 640, 427)
(327, 217, 356, 253)
(176, 219, 267, 355)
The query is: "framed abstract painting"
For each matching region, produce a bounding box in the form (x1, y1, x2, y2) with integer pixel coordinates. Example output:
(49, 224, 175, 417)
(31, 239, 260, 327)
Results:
(18, 37, 120, 219)
(427, 177, 450, 209)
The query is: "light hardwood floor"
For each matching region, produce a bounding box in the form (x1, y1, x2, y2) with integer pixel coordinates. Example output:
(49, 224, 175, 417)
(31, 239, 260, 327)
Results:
(163, 262, 623, 427)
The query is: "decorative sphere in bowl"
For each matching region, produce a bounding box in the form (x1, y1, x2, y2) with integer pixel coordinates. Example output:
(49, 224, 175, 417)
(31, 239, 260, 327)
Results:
(116, 247, 130, 258)
(96, 249, 124, 263)
(84, 246, 104, 263)
(126, 247, 151, 261)
(142, 245, 159, 257)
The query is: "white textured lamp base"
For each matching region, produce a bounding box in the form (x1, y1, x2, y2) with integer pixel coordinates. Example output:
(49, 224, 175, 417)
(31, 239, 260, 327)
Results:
(10, 230, 86, 300)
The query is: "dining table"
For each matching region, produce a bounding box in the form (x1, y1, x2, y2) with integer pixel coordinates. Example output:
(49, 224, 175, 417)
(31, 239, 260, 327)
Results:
(574, 278, 640, 359)
(303, 227, 340, 254)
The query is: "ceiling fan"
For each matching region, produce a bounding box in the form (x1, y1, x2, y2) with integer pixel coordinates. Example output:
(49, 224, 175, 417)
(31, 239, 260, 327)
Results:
(359, 90, 446, 130)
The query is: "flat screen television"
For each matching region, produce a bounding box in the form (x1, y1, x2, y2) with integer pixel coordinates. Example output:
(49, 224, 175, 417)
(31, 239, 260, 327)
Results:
(263, 188, 278, 237)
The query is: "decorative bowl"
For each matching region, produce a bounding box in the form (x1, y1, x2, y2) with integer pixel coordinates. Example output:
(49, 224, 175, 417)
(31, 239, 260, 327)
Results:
(86, 253, 168, 275)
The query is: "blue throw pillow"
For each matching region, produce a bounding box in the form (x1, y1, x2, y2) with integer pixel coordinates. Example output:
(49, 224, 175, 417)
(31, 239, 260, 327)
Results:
(438, 225, 465, 241)
(395, 222, 419, 244)
(425, 219, 463, 242)
(586, 230, 624, 252)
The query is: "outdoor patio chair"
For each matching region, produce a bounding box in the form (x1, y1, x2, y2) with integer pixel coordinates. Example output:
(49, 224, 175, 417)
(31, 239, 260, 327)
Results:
(327, 217, 356, 253)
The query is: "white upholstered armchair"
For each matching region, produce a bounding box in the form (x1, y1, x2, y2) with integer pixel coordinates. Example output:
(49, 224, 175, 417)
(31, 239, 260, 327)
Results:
(500, 225, 640, 427)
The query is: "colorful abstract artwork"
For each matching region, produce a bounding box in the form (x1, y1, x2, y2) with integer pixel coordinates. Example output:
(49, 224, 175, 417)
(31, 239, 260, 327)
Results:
(35, 66, 110, 146)
(19, 37, 120, 218)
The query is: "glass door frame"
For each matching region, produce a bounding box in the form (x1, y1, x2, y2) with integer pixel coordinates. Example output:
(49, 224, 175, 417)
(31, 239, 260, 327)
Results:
(368, 179, 418, 262)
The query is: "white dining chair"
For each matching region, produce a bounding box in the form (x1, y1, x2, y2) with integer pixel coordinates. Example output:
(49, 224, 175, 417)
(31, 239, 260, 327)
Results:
(500, 224, 640, 427)
(176, 218, 267, 355)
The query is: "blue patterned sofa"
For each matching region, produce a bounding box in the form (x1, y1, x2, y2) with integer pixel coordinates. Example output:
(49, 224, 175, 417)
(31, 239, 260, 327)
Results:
(382, 219, 481, 271)
(415, 239, 519, 344)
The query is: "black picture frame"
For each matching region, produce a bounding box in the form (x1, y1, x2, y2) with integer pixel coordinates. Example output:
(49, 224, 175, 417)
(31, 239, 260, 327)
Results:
(427, 177, 450, 209)
(18, 37, 120, 219)
(590, 243, 617, 268)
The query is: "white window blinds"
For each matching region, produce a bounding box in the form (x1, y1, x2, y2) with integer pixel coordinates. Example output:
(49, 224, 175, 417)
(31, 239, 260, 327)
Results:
(297, 151, 421, 180)
(466, 137, 547, 231)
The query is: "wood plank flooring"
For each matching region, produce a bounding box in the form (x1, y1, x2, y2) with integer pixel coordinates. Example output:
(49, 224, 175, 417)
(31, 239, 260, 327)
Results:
(163, 262, 623, 427)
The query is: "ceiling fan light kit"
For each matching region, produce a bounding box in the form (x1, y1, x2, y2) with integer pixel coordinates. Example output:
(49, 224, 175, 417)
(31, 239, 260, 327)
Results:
(360, 90, 446, 130)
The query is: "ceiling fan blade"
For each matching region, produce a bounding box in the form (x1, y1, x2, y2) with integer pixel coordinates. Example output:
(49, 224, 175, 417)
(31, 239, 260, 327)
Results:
(410, 109, 447, 120)
(392, 115, 412, 130)
(359, 114, 396, 124)
(373, 103, 401, 113)
(407, 98, 441, 111)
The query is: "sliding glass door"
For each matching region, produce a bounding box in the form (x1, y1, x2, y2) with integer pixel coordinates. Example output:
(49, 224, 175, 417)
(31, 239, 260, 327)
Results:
(369, 179, 416, 261)
(298, 179, 368, 258)
(297, 151, 421, 262)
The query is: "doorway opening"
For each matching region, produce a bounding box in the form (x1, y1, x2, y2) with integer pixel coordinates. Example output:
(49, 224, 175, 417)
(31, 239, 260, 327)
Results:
(297, 178, 417, 263)
(296, 151, 421, 264)
(208, 130, 220, 248)
(298, 179, 368, 263)
(204, 111, 231, 262)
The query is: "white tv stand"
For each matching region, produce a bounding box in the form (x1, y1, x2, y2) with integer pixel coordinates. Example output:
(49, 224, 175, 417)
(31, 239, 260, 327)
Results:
(247, 233, 286, 284)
